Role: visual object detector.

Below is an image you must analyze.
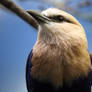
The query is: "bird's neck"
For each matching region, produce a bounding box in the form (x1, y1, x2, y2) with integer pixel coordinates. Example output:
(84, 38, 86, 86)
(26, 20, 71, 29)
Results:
(37, 28, 69, 48)
(37, 27, 55, 45)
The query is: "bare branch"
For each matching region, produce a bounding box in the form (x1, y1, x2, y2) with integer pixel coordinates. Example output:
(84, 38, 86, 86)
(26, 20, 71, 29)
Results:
(0, 0, 38, 29)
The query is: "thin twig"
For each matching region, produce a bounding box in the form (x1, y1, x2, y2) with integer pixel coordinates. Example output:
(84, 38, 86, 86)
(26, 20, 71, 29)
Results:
(0, 0, 38, 29)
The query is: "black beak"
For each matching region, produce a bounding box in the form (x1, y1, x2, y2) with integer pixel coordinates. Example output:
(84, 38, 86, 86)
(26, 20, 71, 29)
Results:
(26, 10, 51, 24)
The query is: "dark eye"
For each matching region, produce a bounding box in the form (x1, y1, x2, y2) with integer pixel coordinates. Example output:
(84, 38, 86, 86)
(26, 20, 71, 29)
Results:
(57, 15, 64, 22)
(47, 15, 65, 22)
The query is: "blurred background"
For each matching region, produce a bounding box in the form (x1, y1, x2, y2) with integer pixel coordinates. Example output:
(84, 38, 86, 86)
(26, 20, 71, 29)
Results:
(0, 0, 92, 92)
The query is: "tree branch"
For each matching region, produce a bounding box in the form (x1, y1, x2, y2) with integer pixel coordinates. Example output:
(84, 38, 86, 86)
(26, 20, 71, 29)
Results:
(0, 0, 38, 29)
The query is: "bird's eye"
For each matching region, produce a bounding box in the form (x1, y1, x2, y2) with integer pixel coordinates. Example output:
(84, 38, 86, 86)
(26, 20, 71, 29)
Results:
(56, 15, 64, 22)
(47, 15, 65, 22)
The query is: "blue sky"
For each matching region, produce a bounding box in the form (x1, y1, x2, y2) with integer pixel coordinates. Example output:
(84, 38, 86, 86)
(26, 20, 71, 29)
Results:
(0, 0, 92, 92)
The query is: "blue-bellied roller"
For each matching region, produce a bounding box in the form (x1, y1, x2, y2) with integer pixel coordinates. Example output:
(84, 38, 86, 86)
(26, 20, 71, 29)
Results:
(26, 8, 92, 92)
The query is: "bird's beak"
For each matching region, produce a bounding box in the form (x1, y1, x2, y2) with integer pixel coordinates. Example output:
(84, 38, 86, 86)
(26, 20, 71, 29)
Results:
(26, 10, 51, 24)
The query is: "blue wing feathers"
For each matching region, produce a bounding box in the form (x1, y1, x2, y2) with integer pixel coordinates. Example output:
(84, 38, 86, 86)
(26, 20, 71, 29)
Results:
(26, 49, 33, 92)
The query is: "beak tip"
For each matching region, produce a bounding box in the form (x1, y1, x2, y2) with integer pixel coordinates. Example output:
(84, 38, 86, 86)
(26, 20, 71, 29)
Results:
(26, 10, 33, 14)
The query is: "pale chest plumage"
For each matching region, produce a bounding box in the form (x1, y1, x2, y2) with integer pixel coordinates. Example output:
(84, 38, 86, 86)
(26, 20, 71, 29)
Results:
(31, 39, 91, 88)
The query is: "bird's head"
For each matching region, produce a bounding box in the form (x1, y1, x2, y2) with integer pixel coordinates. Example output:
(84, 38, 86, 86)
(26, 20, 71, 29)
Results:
(27, 8, 87, 48)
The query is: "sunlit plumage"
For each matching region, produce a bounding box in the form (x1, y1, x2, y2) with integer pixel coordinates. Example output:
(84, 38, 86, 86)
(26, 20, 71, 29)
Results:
(26, 8, 92, 92)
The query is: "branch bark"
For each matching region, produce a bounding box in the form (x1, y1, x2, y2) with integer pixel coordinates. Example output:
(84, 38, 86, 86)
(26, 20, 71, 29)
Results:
(0, 0, 38, 29)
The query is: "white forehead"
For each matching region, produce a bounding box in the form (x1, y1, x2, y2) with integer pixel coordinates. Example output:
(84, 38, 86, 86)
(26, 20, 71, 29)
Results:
(42, 8, 70, 17)
(41, 8, 80, 26)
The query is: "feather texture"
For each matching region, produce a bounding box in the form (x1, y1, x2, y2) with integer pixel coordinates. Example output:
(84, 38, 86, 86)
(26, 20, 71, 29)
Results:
(26, 50, 92, 92)
(26, 50, 33, 92)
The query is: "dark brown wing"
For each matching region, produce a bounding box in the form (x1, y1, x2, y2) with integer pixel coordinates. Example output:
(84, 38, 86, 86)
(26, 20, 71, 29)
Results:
(89, 52, 92, 86)
(89, 53, 92, 64)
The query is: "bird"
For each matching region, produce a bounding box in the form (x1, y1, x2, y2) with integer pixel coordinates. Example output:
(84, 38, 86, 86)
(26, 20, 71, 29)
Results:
(26, 8, 92, 92)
